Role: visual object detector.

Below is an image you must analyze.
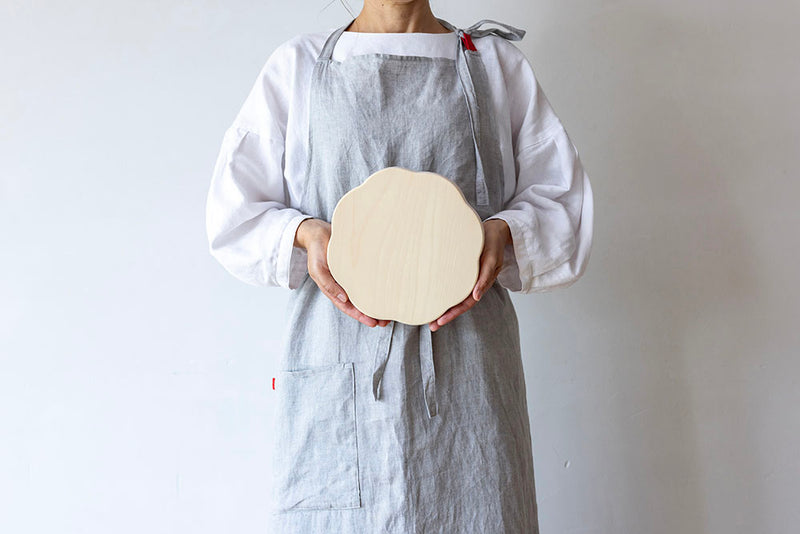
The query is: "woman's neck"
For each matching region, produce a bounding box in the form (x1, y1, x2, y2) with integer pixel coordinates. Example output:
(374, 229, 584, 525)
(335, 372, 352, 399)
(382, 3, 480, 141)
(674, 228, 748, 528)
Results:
(347, 0, 450, 33)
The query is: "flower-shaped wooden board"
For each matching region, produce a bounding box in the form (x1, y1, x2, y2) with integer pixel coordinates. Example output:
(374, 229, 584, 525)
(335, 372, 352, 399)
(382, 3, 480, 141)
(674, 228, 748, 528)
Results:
(327, 166, 484, 325)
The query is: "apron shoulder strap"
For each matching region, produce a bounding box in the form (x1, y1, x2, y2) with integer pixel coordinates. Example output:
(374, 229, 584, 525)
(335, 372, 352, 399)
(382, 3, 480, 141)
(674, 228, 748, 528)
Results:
(318, 19, 355, 62)
(435, 17, 525, 214)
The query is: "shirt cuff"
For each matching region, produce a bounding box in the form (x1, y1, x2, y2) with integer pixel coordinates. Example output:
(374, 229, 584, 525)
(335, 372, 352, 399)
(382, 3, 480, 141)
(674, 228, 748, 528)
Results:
(483, 212, 533, 293)
(276, 212, 315, 290)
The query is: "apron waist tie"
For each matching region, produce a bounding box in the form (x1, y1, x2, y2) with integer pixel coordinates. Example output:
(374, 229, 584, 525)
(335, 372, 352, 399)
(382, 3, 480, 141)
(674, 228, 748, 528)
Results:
(372, 322, 438, 419)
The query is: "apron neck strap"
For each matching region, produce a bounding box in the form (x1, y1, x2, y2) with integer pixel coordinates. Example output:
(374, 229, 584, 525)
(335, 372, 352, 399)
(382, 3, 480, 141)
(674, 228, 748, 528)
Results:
(318, 18, 354, 62)
(318, 18, 524, 62)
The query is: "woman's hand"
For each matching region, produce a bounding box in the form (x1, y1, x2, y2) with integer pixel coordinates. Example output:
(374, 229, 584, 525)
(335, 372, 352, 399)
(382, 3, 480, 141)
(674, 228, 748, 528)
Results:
(295, 218, 391, 328)
(428, 219, 511, 332)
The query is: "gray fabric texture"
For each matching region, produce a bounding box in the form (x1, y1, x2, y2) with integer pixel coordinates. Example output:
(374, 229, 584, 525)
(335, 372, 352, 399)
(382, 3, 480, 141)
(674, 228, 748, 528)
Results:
(270, 17, 539, 533)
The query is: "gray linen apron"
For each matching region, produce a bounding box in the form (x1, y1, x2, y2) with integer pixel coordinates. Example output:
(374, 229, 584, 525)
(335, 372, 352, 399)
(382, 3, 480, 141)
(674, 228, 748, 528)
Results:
(271, 18, 539, 534)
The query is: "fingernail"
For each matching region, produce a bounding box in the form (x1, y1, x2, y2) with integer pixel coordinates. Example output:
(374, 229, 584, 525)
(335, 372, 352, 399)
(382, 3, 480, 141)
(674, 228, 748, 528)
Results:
(337, 293, 347, 302)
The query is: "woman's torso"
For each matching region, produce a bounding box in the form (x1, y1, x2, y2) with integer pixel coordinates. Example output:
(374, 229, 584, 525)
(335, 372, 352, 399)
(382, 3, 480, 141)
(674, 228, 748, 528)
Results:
(252, 29, 531, 214)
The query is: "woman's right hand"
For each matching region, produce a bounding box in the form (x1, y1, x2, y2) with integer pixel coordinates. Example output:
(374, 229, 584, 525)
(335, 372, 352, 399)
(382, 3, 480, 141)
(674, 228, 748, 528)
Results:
(295, 218, 390, 328)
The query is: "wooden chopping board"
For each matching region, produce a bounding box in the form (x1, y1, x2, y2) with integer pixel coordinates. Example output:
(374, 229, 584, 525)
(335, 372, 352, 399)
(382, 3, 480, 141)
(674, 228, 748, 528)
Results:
(327, 166, 484, 325)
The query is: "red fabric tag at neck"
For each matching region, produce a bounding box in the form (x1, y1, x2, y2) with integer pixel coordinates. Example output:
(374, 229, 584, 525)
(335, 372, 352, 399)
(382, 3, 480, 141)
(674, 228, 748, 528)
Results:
(460, 32, 477, 51)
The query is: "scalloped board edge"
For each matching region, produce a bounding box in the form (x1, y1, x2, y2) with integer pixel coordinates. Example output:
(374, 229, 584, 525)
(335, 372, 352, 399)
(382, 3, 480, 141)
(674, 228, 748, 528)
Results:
(327, 166, 484, 325)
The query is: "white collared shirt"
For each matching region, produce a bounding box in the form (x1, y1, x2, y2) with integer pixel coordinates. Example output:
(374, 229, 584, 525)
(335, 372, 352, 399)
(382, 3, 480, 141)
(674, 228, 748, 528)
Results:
(206, 28, 593, 293)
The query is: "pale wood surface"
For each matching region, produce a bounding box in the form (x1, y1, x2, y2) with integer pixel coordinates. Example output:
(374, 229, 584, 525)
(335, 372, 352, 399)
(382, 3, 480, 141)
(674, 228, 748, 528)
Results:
(327, 166, 484, 325)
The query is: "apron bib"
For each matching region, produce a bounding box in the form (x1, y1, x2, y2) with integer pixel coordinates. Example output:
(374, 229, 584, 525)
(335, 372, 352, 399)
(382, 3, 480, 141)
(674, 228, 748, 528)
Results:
(272, 18, 540, 534)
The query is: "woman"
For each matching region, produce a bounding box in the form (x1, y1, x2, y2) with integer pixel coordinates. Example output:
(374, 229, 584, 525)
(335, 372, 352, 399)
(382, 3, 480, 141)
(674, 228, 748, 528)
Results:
(206, 1, 593, 532)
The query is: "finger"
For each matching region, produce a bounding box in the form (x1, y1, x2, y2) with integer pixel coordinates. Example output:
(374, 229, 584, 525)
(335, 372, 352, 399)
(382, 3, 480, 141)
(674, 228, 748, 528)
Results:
(306, 231, 382, 328)
(331, 297, 379, 327)
(313, 263, 349, 304)
(439, 297, 477, 326)
(431, 303, 469, 331)
(327, 290, 385, 328)
(429, 252, 499, 331)
(311, 265, 377, 327)
(330, 292, 378, 327)
(431, 295, 478, 331)
(473, 253, 501, 302)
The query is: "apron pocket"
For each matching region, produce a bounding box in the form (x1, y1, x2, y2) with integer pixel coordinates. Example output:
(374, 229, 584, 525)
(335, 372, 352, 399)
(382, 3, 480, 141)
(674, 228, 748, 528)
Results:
(271, 361, 361, 512)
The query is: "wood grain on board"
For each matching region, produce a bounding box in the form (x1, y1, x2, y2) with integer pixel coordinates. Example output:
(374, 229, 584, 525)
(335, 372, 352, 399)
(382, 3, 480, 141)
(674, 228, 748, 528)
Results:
(327, 166, 484, 325)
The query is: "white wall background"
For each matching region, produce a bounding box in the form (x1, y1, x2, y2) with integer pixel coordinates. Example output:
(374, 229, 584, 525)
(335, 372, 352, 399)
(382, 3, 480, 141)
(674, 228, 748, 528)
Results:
(2, 1, 798, 533)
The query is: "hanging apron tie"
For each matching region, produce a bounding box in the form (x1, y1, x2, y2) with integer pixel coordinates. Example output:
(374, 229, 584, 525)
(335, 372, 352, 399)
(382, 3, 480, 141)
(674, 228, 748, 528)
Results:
(373, 322, 438, 419)
(436, 18, 526, 216)
(461, 19, 527, 40)
(371, 320, 395, 402)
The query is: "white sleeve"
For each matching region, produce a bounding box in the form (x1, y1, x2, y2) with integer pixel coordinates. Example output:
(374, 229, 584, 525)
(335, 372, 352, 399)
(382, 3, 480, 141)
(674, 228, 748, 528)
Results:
(205, 42, 315, 290)
(485, 47, 594, 293)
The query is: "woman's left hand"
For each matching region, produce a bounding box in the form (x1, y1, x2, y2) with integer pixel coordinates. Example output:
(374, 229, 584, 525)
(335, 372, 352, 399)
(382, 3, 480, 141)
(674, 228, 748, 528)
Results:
(429, 219, 512, 332)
